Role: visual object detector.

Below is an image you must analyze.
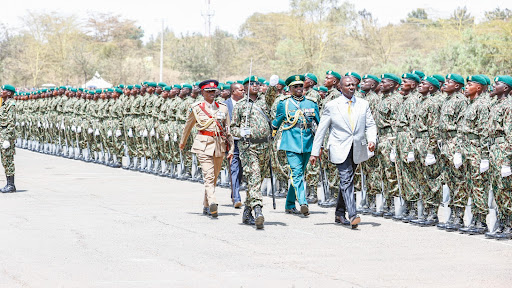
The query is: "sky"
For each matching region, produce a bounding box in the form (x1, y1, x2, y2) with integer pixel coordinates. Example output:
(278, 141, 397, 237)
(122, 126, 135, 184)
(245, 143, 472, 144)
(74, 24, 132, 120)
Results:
(2, 0, 512, 42)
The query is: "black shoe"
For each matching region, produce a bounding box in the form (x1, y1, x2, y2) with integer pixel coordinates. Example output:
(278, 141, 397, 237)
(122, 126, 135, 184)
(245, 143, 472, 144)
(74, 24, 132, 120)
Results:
(471, 221, 488, 235)
(326, 197, 337, 207)
(392, 209, 407, 221)
(459, 221, 476, 234)
(437, 212, 454, 230)
(372, 210, 384, 217)
(335, 215, 350, 226)
(495, 226, 512, 240)
(445, 216, 462, 232)
(300, 204, 310, 216)
(285, 207, 301, 215)
(402, 210, 417, 223)
(0, 176, 16, 193)
(209, 203, 218, 218)
(203, 207, 210, 215)
(383, 209, 395, 219)
(242, 206, 255, 225)
(485, 225, 504, 239)
(262, 189, 267, 197)
(254, 205, 264, 229)
(410, 215, 426, 226)
(422, 213, 439, 227)
(275, 191, 286, 198)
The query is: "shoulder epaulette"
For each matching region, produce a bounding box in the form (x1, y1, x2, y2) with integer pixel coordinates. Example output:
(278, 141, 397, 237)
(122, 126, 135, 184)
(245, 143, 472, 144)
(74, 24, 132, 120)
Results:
(305, 95, 317, 103)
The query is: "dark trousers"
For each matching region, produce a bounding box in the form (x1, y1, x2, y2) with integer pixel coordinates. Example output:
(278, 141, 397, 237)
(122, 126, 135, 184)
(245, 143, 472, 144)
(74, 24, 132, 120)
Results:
(230, 140, 243, 203)
(335, 147, 357, 219)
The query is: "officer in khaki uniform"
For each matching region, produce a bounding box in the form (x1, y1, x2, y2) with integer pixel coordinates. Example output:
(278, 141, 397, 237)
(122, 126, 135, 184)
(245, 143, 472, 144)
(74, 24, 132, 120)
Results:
(0, 84, 17, 193)
(180, 80, 234, 218)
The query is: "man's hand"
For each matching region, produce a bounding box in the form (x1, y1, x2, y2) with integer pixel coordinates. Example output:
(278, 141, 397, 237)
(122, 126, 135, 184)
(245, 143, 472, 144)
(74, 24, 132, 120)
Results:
(179, 143, 185, 150)
(309, 155, 318, 166)
(368, 142, 375, 152)
(227, 153, 234, 164)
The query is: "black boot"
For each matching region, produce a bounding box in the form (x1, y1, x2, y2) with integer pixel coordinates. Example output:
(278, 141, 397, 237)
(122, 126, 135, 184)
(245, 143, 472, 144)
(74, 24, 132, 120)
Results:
(253, 205, 264, 229)
(0, 176, 16, 193)
(242, 206, 255, 225)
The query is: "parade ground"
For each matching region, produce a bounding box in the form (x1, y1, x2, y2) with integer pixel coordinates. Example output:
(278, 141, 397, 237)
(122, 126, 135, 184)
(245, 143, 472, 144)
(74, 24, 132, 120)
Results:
(0, 149, 510, 288)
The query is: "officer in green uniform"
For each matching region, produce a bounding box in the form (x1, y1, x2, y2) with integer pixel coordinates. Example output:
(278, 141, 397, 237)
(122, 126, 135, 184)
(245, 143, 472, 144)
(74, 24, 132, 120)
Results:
(272, 75, 320, 216)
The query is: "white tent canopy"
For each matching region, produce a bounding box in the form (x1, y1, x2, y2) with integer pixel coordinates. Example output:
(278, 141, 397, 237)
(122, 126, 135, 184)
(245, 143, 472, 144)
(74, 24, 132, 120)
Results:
(82, 72, 112, 89)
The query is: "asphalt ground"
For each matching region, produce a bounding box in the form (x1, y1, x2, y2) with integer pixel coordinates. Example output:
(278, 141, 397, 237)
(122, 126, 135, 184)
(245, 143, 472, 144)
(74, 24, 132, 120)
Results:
(0, 149, 510, 287)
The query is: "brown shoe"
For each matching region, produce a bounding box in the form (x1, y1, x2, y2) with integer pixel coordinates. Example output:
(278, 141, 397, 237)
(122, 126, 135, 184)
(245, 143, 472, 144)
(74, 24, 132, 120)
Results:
(209, 203, 218, 218)
(234, 202, 242, 209)
(300, 204, 310, 216)
(350, 215, 361, 229)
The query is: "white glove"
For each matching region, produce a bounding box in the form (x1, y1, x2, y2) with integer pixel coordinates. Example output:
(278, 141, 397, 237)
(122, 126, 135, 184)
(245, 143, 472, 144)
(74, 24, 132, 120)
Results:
(50, 123, 53, 128)
(77, 126, 82, 133)
(88, 128, 93, 134)
(480, 159, 489, 173)
(71, 125, 76, 132)
(501, 165, 511, 178)
(150, 128, 155, 137)
(61, 123, 65, 129)
(240, 127, 252, 137)
(453, 152, 462, 169)
(269, 75, 279, 86)
(115, 130, 122, 137)
(2, 141, 10, 149)
(21, 122, 25, 126)
(425, 154, 436, 166)
(107, 130, 112, 137)
(37, 121, 41, 128)
(164, 134, 169, 142)
(143, 129, 148, 137)
(173, 133, 178, 142)
(94, 129, 100, 136)
(407, 151, 415, 163)
(128, 129, 133, 138)
(390, 150, 396, 163)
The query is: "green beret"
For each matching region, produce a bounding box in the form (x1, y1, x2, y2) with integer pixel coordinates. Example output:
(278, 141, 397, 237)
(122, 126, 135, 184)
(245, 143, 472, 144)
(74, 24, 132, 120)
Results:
(446, 74, 465, 85)
(1, 84, 16, 93)
(263, 81, 269, 85)
(59, 86, 67, 90)
(345, 72, 361, 81)
(42, 89, 48, 93)
(173, 84, 182, 89)
(236, 80, 244, 84)
(326, 70, 341, 80)
(312, 87, 319, 91)
(79, 88, 84, 91)
(432, 74, 445, 83)
(107, 88, 114, 92)
(259, 77, 266, 83)
(466, 75, 486, 86)
(285, 74, 305, 86)
(283, 86, 289, 92)
(157, 82, 167, 87)
(319, 86, 328, 92)
(146, 82, 157, 87)
(412, 70, 425, 78)
(70, 88, 77, 92)
(494, 75, 512, 88)
(182, 84, 192, 89)
(142, 81, 149, 85)
(134, 84, 142, 89)
(304, 73, 318, 84)
(243, 76, 263, 85)
(362, 74, 381, 83)
(193, 81, 200, 86)
(163, 86, 172, 91)
(278, 79, 286, 86)
(95, 89, 102, 93)
(401, 73, 420, 83)
(479, 75, 491, 85)
(88, 91, 95, 95)
(422, 76, 440, 89)
(224, 83, 232, 90)
(115, 88, 123, 94)
(127, 85, 133, 90)
(381, 73, 401, 85)
(117, 84, 125, 89)
(226, 81, 234, 85)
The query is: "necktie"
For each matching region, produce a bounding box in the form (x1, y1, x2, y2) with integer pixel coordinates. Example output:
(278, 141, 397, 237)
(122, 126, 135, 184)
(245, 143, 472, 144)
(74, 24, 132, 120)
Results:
(348, 100, 354, 130)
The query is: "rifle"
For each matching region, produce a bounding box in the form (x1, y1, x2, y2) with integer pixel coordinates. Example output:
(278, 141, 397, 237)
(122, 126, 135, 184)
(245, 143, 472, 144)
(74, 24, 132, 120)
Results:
(318, 155, 330, 202)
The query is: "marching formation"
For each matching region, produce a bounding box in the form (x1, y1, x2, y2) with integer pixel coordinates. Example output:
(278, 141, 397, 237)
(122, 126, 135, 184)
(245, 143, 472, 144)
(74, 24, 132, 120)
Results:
(2, 70, 512, 238)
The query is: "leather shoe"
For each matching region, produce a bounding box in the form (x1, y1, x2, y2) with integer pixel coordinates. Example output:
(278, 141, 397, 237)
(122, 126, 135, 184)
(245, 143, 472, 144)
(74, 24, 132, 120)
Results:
(253, 205, 264, 229)
(209, 203, 218, 218)
(335, 215, 350, 226)
(307, 196, 318, 204)
(300, 204, 310, 216)
(285, 207, 301, 215)
(350, 215, 361, 229)
(234, 202, 242, 209)
(242, 206, 255, 225)
(203, 207, 210, 215)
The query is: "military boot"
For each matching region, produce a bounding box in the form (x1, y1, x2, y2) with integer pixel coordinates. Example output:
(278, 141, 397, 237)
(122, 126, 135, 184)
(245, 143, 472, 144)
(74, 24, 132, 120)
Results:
(242, 206, 255, 225)
(445, 210, 463, 232)
(383, 202, 395, 219)
(459, 219, 476, 234)
(402, 208, 417, 223)
(495, 226, 512, 240)
(485, 224, 504, 239)
(253, 205, 264, 229)
(0, 176, 16, 193)
(422, 209, 439, 227)
(393, 201, 408, 221)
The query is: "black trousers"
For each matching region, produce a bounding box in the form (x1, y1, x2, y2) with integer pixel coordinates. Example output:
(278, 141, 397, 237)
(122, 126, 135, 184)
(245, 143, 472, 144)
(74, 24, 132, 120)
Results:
(335, 147, 357, 219)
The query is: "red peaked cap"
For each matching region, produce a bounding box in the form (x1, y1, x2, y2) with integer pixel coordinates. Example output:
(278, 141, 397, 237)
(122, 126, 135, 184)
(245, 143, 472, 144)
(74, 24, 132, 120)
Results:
(199, 79, 219, 90)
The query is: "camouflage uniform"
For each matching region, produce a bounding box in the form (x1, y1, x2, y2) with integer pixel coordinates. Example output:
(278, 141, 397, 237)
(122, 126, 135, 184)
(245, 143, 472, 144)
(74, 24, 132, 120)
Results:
(0, 98, 16, 176)
(231, 87, 277, 208)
